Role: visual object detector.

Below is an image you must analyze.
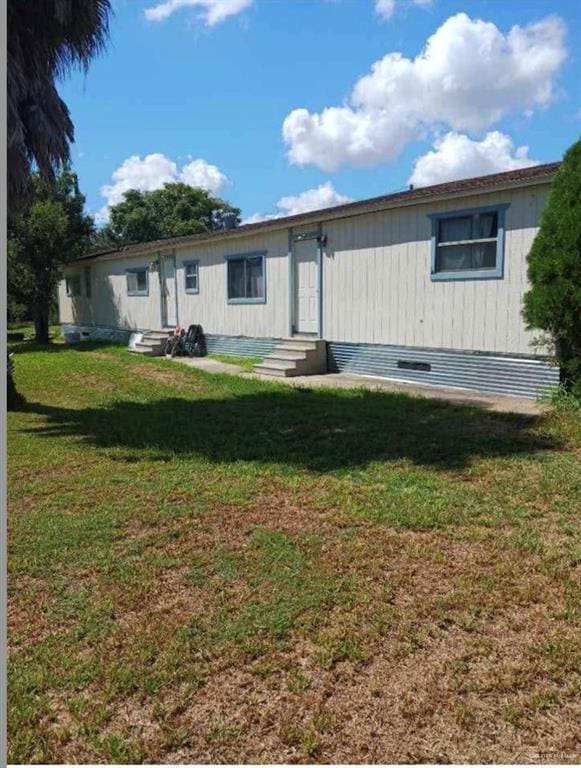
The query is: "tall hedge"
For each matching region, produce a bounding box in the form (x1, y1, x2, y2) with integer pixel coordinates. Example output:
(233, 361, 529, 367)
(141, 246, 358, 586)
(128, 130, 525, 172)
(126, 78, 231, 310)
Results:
(524, 139, 581, 395)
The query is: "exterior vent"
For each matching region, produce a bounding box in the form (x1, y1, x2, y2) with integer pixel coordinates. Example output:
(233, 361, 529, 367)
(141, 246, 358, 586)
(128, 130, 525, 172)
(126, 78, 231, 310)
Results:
(397, 360, 431, 372)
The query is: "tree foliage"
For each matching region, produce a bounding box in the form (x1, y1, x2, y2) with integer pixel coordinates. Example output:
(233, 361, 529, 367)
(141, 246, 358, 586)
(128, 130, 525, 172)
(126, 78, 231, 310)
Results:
(9, 169, 94, 342)
(7, 0, 112, 212)
(93, 183, 241, 249)
(524, 139, 581, 394)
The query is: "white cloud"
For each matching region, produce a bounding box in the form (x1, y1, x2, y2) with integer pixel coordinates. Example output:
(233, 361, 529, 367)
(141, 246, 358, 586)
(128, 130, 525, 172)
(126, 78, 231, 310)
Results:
(144, 0, 254, 26)
(375, 0, 432, 22)
(278, 182, 352, 216)
(97, 153, 230, 223)
(375, 0, 396, 20)
(179, 158, 230, 194)
(408, 131, 539, 187)
(283, 13, 566, 171)
(101, 153, 177, 209)
(243, 182, 351, 224)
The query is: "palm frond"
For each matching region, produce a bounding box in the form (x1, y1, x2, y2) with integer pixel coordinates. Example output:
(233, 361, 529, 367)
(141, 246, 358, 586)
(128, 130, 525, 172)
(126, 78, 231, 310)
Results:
(7, 0, 112, 214)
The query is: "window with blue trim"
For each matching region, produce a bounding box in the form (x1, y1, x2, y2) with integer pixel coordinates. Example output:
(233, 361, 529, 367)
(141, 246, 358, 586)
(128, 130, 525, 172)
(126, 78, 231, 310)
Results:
(126, 267, 148, 296)
(227, 253, 265, 303)
(429, 204, 509, 281)
(184, 261, 199, 293)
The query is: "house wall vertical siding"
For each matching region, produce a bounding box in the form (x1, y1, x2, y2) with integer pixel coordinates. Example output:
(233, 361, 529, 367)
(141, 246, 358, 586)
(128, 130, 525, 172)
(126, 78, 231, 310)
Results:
(322, 184, 549, 357)
(175, 229, 289, 338)
(59, 182, 550, 363)
(58, 253, 162, 331)
(59, 229, 290, 339)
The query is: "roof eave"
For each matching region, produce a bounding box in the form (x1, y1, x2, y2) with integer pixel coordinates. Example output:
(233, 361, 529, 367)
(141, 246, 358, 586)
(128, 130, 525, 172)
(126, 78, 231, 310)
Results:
(71, 167, 558, 265)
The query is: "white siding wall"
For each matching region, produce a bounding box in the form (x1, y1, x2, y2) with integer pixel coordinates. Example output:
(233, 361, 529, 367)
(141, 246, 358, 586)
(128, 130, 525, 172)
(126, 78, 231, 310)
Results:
(59, 254, 162, 330)
(59, 229, 289, 338)
(175, 229, 289, 338)
(59, 182, 549, 356)
(322, 184, 549, 356)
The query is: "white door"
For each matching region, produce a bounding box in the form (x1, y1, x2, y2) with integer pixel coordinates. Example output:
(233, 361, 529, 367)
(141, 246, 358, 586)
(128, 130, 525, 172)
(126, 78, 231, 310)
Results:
(161, 255, 177, 327)
(294, 238, 319, 334)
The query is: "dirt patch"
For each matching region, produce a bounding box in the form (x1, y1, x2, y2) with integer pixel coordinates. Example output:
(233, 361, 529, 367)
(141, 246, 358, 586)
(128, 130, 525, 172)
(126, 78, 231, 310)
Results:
(10, 488, 579, 763)
(129, 364, 188, 385)
(68, 373, 116, 391)
(145, 605, 579, 763)
(195, 489, 337, 548)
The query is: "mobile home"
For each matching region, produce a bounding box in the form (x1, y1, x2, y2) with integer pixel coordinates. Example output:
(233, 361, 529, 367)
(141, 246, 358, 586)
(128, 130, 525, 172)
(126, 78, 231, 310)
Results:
(59, 163, 560, 398)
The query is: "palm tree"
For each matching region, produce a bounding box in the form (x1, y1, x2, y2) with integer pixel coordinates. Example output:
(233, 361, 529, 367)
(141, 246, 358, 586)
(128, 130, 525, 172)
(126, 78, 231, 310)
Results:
(7, 0, 112, 214)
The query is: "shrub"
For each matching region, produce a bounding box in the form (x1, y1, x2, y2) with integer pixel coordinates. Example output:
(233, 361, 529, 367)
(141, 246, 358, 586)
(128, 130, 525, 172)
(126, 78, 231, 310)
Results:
(524, 139, 581, 395)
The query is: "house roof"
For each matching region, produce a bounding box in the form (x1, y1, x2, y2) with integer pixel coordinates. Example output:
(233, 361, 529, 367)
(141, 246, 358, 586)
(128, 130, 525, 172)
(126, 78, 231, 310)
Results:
(79, 162, 560, 263)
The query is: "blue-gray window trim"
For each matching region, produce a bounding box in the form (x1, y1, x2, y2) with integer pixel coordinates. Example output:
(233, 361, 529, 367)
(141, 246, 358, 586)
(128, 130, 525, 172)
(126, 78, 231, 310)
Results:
(225, 251, 267, 305)
(183, 259, 200, 294)
(428, 203, 510, 281)
(126, 266, 149, 296)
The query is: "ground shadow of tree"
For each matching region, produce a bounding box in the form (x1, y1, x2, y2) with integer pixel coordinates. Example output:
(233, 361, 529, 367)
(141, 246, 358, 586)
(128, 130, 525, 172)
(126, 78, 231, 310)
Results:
(8, 339, 121, 355)
(23, 387, 556, 472)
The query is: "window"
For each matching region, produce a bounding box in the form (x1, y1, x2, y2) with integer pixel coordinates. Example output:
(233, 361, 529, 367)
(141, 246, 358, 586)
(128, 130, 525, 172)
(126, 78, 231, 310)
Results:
(226, 252, 266, 303)
(126, 267, 148, 296)
(184, 261, 199, 293)
(66, 274, 81, 297)
(84, 266, 92, 298)
(429, 204, 509, 281)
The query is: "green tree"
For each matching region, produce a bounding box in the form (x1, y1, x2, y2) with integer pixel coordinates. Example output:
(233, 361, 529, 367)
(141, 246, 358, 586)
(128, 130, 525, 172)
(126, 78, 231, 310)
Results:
(9, 169, 94, 343)
(94, 183, 241, 248)
(524, 139, 581, 395)
(8, 0, 112, 212)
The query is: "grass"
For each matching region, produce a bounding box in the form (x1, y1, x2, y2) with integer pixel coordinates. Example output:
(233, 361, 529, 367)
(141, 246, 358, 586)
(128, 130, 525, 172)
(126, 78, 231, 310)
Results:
(7, 339, 581, 763)
(207, 353, 261, 372)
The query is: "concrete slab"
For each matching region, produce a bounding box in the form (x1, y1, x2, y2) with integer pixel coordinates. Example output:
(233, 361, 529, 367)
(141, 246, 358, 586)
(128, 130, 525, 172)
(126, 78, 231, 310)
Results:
(170, 356, 542, 416)
(243, 372, 543, 415)
(172, 356, 243, 375)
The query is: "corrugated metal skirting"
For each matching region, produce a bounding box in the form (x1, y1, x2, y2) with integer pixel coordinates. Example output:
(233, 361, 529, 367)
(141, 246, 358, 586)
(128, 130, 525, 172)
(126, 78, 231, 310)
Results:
(327, 341, 559, 399)
(62, 324, 132, 344)
(205, 334, 279, 358)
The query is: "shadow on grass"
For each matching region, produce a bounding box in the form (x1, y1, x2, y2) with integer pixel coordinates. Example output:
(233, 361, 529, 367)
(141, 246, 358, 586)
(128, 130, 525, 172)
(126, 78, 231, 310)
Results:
(22, 387, 555, 472)
(8, 340, 123, 355)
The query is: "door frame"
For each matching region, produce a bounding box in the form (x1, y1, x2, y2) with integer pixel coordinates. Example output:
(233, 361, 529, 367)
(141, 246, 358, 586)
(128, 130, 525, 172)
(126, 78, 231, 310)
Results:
(159, 251, 179, 328)
(288, 225, 325, 338)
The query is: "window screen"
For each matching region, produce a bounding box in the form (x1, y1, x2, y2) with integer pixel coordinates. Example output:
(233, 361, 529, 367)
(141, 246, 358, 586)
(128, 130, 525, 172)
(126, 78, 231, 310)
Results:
(126, 268, 148, 295)
(227, 255, 265, 301)
(435, 211, 498, 273)
(184, 262, 199, 293)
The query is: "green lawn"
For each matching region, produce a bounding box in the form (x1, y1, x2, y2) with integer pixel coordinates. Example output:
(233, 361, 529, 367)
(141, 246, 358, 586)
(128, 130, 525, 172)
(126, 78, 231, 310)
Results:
(7, 341, 581, 763)
(207, 353, 261, 372)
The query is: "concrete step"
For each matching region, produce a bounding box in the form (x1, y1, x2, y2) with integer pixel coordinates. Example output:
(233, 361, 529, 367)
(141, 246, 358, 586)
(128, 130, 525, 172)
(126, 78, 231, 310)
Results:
(133, 342, 163, 356)
(269, 350, 308, 361)
(277, 344, 318, 354)
(255, 337, 327, 378)
(263, 354, 313, 376)
(281, 337, 320, 350)
(144, 330, 172, 341)
(254, 364, 293, 377)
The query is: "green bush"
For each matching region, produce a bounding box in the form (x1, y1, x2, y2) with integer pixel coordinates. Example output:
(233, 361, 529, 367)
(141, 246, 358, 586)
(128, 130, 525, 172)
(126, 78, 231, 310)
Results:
(524, 139, 581, 394)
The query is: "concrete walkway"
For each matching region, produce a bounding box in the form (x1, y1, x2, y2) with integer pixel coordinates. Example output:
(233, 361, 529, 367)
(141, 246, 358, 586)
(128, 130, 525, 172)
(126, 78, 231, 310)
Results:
(173, 356, 243, 375)
(172, 356, 542, 415)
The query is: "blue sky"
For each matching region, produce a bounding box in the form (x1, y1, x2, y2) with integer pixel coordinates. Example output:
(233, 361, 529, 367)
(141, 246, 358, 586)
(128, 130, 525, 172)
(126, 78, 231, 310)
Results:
(59, 0, 580, 223)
